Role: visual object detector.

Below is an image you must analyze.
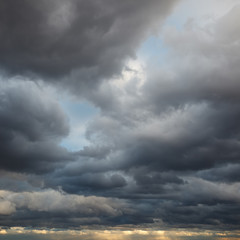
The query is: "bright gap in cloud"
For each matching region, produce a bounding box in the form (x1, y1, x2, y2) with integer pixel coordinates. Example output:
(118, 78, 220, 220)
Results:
(138, 0, 240, 63)
(59, 100, 99, 151)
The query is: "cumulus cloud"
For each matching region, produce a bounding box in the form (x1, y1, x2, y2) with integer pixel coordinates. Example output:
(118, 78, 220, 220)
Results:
(0, 189, 126, 215)
(0, 189, 130, 227)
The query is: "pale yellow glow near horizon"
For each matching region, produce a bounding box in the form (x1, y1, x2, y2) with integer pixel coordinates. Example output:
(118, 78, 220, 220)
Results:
(1, 227, 240, 240)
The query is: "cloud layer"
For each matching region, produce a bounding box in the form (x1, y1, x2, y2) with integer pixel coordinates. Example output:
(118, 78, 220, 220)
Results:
(0, 0, 240, 233)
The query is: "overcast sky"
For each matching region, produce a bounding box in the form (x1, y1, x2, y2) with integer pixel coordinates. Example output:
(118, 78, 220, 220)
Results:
(1, 0, 240, 239)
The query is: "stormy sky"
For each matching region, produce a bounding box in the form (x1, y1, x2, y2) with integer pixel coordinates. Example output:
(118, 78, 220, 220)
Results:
(1, 0, 240, 239)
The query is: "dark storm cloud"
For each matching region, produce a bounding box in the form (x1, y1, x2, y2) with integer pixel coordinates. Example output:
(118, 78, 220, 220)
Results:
(0, 79, 72, 173)
(121, 4, 240, 173)
(49, 172, 127, 194)
(0, 170, 44, 192)
(155, 201, 240, 229)
(134, 170, 183, 186)
(121, 103, 240, 172)
(198, 164, 240, 183)
(0, 0, 178, 82)
(81, 101, 240, 175)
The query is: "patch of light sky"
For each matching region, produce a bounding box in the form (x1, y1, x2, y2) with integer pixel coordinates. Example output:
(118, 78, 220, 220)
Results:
(60, 98, 99, 152)
(138, 0, 240, 62)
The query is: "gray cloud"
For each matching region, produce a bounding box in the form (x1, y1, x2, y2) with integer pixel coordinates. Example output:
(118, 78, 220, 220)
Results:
(0, 0, 178, 84)
(198, 164, 240, 183)
(0, 79, 72, 173)
(50, 172, 127, 194)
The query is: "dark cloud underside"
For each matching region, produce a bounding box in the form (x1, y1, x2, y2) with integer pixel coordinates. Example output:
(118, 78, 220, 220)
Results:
(0, 0, 178, 81)
(0, 80, 72, 173)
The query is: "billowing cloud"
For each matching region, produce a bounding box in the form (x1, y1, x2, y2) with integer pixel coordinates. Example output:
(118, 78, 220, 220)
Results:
(0, 79, 72, 173)
(79, 2, 240, 175)
(0, 189, 130, 228)
(0, 0, 178, 85)
(0, 189, 126, 215)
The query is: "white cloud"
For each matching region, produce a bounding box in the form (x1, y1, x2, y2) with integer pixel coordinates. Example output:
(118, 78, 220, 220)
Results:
(0, 189, 127, 216)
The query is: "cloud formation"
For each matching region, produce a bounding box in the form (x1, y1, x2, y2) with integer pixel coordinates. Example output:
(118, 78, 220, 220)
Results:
(0, 189, 130, 228)
(0, 0, 177, 83)
(50, 3, 240, 228)
(0, 0, 240, 234)
(0, 79, 72, 173)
